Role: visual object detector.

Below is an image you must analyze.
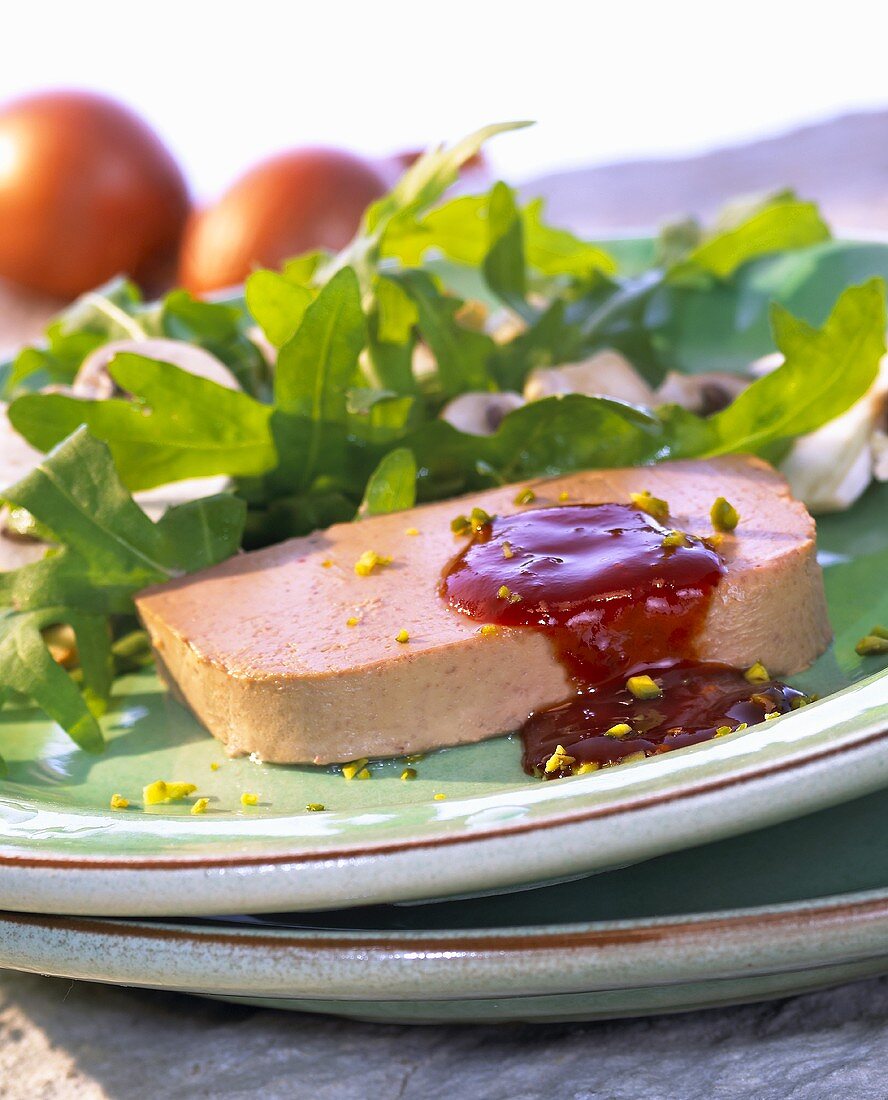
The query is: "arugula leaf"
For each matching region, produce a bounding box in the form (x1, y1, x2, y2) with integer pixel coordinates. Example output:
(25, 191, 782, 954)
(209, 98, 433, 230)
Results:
(245, 269, 313, 348)
(359, 447, 417, 516)
(0, 429, 245, 749)
(664, 279, 887, 457)
(483, 182, 531, 319)
(9, 353, 276, 491)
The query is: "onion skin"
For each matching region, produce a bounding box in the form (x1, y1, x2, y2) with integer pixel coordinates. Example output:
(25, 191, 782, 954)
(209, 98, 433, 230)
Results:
(179, 148, 387, 294)
(0, 91, 190, 298)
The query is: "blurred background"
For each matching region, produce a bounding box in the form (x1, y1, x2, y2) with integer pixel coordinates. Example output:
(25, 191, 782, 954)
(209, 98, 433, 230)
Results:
(0, 0, 887, 343)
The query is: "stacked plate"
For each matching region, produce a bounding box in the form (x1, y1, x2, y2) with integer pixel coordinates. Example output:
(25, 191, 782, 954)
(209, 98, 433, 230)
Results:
(0, 467, 887, 1021)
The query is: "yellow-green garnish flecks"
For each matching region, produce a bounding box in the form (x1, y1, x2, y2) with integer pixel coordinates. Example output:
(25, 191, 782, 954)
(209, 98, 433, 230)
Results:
(514, 487, 536, 506)
(191, 797, 210, 815)
(544, 744, 576, 774)
(240, 792, 259, 806)
(306, 803, 326, 812)
(856, 628, 888, 656)
(395, 628, 410, 644)
(497, 584, 511, 600)
(400, 767, 417, 781)
(575, 761, 599, 774)
(711, 496, 739, 532)
(405, 527, 420, 536)
(604, 723, 633, 738)
(621, 751, 647, 764)
(630, 490, 669, 522)
(451, 514, 471, 536)
(502, 541, 514, 559)
(744, 661, 770, 684)
(714, 725, 733, 738)
(346, 616, 360, 627)
(109, 793, 129, 810)
(342, 758, 369, 781)
(558, 490, 570, 502)
(479, 624, 498, 636)
(470, 507, 493, 531)
(354, 549, 392, 576)
(626, 674, 662, 700)
(661, 530, 688, 549)
(142, 780, 197, 805)
(433, 792, 447, 801)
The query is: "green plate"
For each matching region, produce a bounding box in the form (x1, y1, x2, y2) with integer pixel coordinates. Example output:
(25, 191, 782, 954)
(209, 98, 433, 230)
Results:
(0, 241, 887, 918)
(4, 786, 888, 1022)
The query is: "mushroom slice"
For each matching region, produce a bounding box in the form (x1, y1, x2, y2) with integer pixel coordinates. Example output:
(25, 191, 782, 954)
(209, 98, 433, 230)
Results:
(524, 349, 655, 407)
(441, 391, 525, 436)
(656, 370, 749, 415)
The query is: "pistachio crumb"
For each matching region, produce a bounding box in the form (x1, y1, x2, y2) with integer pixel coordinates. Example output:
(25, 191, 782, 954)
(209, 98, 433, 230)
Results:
(433, 792, 447, 801)
(513, 487, 536, 505)
(354, 550, 392, 576)
(142, 780, 197, 805)
(450, 514, 471, 536)
(395, 628, 410, 644)
(346, 616, 360, 627)
(240, 792, 259, 806)
(191, 797, 210, 815)
(764, 711, 780, 721)
(405, 527, 420, 536)
(356, 767, 372, 780)
(558, 490, 570, 502)
(109, 793, 129, 810)
(661, 530, 687, 549)
(400, 767, 417, 781)
(544, 744, 576, 774)
(321, 559, 334, 569)
(342, 758, 369, 781)
(704, 533, 725, 550)
(744, 661, 770, 684)
(575, 761, 599, 775)
(626, 674, 662, 700)
(470, 507, 494, 532)
(856, 633, 888, 657)
(604, 723, 633, 738)
(210, 762, 220, 772)
(621, 751, 647, 764)
(710, 496, 740, 532)
(870, 625, 888, 640)
(497, 584, 512, 600)
(479, 624, 498, 637)
(306, 803, 326, 812)
(630, 490, 669, 522)
(406, 753, 425, 764)
(502, 541, 514, 559)
(714, 725, 733, 738)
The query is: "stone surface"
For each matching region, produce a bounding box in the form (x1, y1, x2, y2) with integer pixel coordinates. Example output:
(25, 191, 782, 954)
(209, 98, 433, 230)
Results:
(2, 970, 888, 1099)
(4, 111, 888, 1100)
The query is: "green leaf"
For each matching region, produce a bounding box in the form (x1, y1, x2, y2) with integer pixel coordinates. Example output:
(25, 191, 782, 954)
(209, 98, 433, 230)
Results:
(161, 290, 270, 397)
(667, 279, 886, 457)
(669, 195, 830, 284)
(374, 275, 419, 345)
(245, 270, 313, 348)
(360, 447, 417, 516)
(9, 353, 276, 491)
(483, 182, 530, 317)
(522, 198, 617, 278)
(273, 267, 366, 491)
(388, 270, 496, 396)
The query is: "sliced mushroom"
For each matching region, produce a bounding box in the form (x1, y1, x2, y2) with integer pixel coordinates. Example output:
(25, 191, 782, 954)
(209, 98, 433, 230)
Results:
(656, 370, 750, 415)
(525, 349, 656, 407)
(441, 391, 525, 436)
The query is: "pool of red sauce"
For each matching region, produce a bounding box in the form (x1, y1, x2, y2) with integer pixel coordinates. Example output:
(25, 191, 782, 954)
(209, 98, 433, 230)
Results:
(441, 503, 804, 778)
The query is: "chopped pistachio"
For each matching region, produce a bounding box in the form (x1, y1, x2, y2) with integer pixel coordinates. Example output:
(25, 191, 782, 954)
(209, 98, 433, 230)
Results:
(714, 725, 732, 738)
(433, 792, 447, 801)
(764, 711, 780, 721)
(661, 529, 688, 549)
(470, 507, 494, 532)
(210, 762, 220, 772)
(621, 751, 647, 764)
(509, 591, 523, 604)
(342, 758, 369, 781)
(400, 767, 417, 781)
(240, 792, 259, 806)
(710, 496, 740, 532)
(406, 753, 425, 764)
(736, 723, 748, 731)
(544, 744, 576, 773)
(346, 616, 360, 627)
(321, 559, 334, 569)
(626, 674, 662, 700)
(450, 514, 471, 536)
(405, 527, 420, 536)
(355, 767, 372, 780)
(703, 533, 725, 551)
(856, 634, 888, 656)
(558, 490, 570, 502)
(630, 490, 669, 522)
(191, 798, 210, 815)
(604, 723, 633, 738)
(502, 541, 514, 559)
(575, 761, 600, 775)
(142, 780, 197, 805)
(513, 487, 536, 506)
(870, 625, 888, 640)
(306, 803, 326, 812)
(497, 584, 512, 600)
(354, 550, 392, 576)
(479, 624, 498, 637)
(109, 793, 129, 810)
(744, 661, 770, 684)
(395, 628, 410, 644)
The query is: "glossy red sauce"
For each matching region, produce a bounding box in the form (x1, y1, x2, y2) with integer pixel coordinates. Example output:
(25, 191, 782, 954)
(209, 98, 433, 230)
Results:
(441, 503, 802, 778)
